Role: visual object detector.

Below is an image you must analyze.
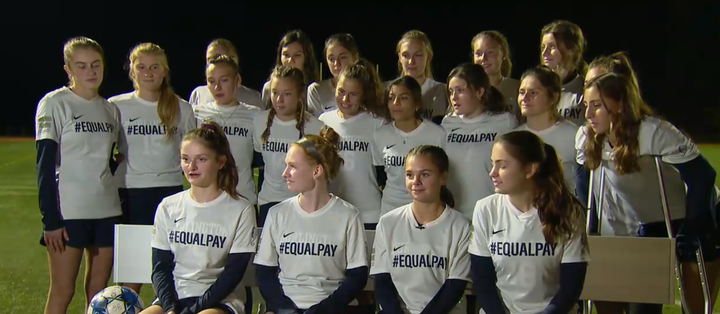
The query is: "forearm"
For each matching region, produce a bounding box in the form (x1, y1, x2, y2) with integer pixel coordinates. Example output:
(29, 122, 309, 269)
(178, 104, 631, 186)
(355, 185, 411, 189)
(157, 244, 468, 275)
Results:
(151, 248, 181, 313)
(36, 139, 62, 231)
(420, 279, 467, 314)
(470, 255, 505, 314)
(186, 253, 252, 313)
(306, 266, 369, 314)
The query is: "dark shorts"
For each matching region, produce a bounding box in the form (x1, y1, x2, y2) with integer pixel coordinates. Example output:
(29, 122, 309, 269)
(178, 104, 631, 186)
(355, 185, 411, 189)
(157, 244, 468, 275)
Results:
(638, 216, 720, 263)
(39, 216, 122, 248)
(120, 185, 184, 225)
(258, 202, 280, 228)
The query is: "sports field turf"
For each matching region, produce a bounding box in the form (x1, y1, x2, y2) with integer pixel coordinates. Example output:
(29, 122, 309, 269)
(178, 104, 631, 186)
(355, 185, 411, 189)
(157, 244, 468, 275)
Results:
(2, 138, 720, 314)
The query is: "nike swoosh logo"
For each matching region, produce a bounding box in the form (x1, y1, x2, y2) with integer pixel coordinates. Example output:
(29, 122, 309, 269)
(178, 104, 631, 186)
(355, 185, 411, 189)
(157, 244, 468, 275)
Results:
(283, 232, 295, 238)
(73, 115, 83, 120)
(174, 217, 185, 223)
(492, 229, 505, 235)
(451, 127, 460, 132)
(324, 106, 334, 110)
(129, 117, 140, 122)
(393, 245, 405, 251)
(386, 144, 395, 149)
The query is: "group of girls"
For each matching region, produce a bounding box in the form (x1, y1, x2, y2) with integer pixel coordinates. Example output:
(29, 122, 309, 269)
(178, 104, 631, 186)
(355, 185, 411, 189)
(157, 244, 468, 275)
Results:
(33, 17, 720, 314)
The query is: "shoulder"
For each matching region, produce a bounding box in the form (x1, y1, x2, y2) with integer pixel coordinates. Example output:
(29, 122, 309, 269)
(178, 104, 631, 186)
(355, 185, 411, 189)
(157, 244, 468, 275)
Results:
(424, 120, 446, 135)
(474, 194, 505, 219)
(240, 85, 261, 97)
(158, 190, 187, 213)
(226, 192, 254, 211)
(575, 125, 589, 143)
(41, 87, 73, 102)
(177, 98, 194, 112)
(307, 81, 324, 92)
(318, 110, 336, 123)
(190, 85, 208, 96)
(558, 119, 580, 132)
(333, 196, 361, 215)
(253, 109, 271, 124)
(514, 124, 528, 131)
(446, 207, 472, 232)
(306, 114, 324, 129)
(107, 92, 135, 104)
(441, 112, 461, 125)
(377, 204, 410, 228)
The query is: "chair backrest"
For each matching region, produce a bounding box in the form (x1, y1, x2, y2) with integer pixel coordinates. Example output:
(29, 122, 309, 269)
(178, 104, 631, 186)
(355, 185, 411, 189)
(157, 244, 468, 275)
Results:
(579, 235, 677, 304)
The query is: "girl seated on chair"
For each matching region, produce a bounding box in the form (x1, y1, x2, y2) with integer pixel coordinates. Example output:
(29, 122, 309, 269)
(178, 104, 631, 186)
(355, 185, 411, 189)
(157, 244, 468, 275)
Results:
(371, 145, 471, 314)
(471, 130, 589, 314)
(254, 126, 369, 314)
(143, 121, 257, 314)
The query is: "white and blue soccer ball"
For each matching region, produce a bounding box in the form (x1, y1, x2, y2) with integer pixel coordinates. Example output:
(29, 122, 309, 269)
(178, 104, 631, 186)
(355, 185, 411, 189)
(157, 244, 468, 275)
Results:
(87, 285, 144, 314)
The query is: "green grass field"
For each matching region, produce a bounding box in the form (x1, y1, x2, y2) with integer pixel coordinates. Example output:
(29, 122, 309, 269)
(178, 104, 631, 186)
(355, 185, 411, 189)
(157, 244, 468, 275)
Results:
(2, 139, 720, 314)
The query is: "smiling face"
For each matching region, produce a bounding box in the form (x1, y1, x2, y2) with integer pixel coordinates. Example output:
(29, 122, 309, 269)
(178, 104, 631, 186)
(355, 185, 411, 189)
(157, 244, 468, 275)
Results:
(473, 36, 504, 77)
(489, 142, 535, 194)
(405, 154, 446, 203)
(335, 76, 363, 117)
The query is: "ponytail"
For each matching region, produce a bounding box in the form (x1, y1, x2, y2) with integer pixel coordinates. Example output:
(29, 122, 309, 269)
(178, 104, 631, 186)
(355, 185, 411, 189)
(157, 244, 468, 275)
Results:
(294, 126, 344, 181)
(497, 131, 586, 247)
(184, 121, 242, 200)
(263, 66, 307, 143)
(439, 185, 455, 208)
(157, 80, 180, 141)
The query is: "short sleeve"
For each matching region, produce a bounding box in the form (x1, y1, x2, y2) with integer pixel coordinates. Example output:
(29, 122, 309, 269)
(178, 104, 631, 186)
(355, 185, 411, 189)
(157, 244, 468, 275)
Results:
(561, 220, 590, 264)
(306, 117, 325, 136)
(371, 131, 384, 167)
(253, 210, 279, 267)
(345, 213, 369, 269)
(35, 97, 63, 142)
(230, 204, 259, 254)
(369, 220, 389, 275)
(151, 201, 171, 250)
(435, 126, 447, 149)
(252, 114, 264, 153)
(306, 83, 322, 118)
(188, 88, 200, 106)
(112, 103, 123, 147)
(650, 120, 699, 164)
(179, 101, 197, 136)
(468, 201, 492, 257)
(575, 126, 587, 164)
(448, 220, 472, 281)
(261, 81, 271, 105)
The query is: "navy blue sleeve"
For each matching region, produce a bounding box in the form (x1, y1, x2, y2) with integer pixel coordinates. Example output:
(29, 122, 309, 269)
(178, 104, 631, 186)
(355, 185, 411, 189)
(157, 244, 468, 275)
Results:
(420, 279, 468, 314)
(575, 163, 597, 233)
(256, 265, 298, 312)
(543, 262, 588, 314)
(470, 255, 505, 314)
(373, 273, 404, 314)
(376, 166, 387, 189)
(152, 248, 182, 314)
(305, 266, 369, 314)
(36, 139, 63, 231)
(109, 143, 119, 175)
(253, 152, 265, 192)
(185, 253, 252, 313)
(672, 155, 717, 233)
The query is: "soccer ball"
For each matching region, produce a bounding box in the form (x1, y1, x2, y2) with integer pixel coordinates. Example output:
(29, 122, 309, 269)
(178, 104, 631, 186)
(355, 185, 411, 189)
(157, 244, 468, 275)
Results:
(87, 285, 144, 314)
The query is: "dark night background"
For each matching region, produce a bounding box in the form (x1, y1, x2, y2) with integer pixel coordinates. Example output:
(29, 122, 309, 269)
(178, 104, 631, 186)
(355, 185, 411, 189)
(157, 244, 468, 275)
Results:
(2, 1, 718, 141)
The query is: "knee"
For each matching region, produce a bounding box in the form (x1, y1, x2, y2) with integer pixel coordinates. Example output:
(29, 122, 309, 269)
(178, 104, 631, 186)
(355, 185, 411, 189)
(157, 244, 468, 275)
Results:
(48, 284, 75, 301)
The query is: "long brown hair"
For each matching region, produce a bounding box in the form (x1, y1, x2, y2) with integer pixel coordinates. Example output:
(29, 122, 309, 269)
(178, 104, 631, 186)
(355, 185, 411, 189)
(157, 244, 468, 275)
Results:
(520, 65, 563, 120)
(588, 52, 641, 94)
(262, 66, 308, 144)
(497, 131, 588, 249)
(583, 73, 654, 174)
(339, 59, 387, 119)
(292, 126, 345, 181)
(129, 43, 180, 140)
(183, 121, 241, 200)
(274, 30, 319, 86)
(540, 20, 588, 76)
(447, 63, 509, 115)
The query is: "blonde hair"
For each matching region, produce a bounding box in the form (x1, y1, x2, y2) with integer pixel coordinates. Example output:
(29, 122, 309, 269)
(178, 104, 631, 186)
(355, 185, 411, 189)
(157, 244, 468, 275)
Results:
(396, 30, 434, 79)
(63, 37, 104, 88)
(207, 38, 240, 65)
(129, 43, 180, 140)
(472, 31, 513, 78)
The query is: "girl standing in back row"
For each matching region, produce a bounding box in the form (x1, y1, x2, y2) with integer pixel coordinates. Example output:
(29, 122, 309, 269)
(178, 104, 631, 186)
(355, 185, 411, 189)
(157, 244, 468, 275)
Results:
(254, 66, 324, 227)
(442, 63, 517, 219)
(373, 76, 446, 216)
(472, 30, 521, 119)
(109, 42, 195, 294)
(319, 59, 386, 228)
(261, 30, 320, 108)
(307, 33, 361, 117)
(391, 30, 448, 124)
(540, 20, 588, 127)
(35, 37, 122, 314)
(189, 38, 263, 109)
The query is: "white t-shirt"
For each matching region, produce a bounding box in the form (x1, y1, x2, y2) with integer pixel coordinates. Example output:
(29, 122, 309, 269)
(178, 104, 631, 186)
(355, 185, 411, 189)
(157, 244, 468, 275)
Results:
(253, 110, 325, 205)
(319, 110, 385, 223)
(35, 87, 122, 220)
(370, 204, 472, 314)
(442, 112, 517, 218)
(188, 84, 264, 110)
(469, 194, 589, 314)
(307, 79, 336, 117)
(151, 190, 257, 305)
(515, 120, 579, 192)
(109, 92, 195, 189)
(253, 195, 369, 309)
(558, 75, 585, 127)
(575, 117, 698, 236)
(372, 121, 447, 215)
(195, 102, 261, 204)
